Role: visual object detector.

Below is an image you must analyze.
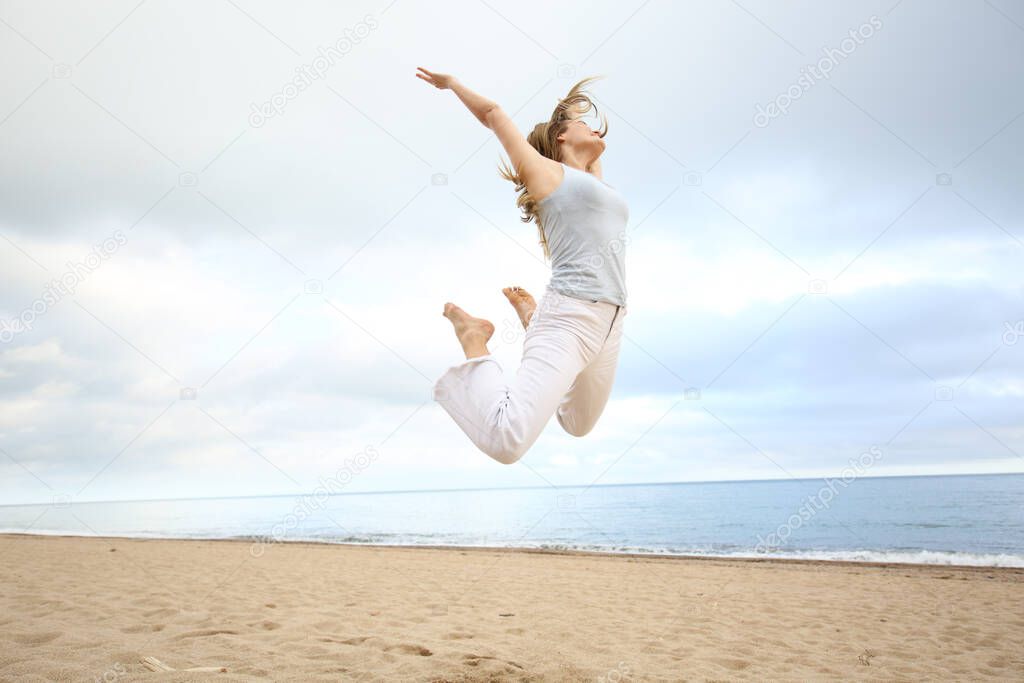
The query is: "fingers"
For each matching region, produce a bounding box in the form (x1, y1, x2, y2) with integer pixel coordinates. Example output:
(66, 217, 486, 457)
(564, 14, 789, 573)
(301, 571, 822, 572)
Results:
(415, 68, 438, 87)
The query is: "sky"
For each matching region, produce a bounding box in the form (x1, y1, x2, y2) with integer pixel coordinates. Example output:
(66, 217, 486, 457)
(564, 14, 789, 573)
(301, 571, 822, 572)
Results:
(0, 0, 1022, 505)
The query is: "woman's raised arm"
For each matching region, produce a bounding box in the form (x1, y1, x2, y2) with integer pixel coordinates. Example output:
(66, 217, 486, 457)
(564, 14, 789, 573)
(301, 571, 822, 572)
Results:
(416, 67, 496, 123)
(416, 67, 551, 188)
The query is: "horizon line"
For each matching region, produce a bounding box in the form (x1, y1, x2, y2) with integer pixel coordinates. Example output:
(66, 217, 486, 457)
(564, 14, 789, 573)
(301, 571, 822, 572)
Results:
(1, 470, 1022, 509)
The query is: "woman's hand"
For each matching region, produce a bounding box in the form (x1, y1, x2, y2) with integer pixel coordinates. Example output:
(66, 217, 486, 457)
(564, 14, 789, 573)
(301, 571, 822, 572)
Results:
(415, 66, 456, 90)
(416, 68, 498, 129)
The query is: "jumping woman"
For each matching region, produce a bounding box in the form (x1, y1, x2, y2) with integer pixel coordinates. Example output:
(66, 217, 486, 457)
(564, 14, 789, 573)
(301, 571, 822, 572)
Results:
(416, 67, 628, 465)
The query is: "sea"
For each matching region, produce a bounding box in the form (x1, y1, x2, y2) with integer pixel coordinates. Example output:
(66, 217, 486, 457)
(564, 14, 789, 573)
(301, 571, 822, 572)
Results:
(2, 473, 1022, 567)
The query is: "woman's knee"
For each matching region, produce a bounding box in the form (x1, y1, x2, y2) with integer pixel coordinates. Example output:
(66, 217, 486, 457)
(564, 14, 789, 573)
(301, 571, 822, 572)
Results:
(482, 420, 537, 464)
(557, 411, 596, 438)
(484, 439, 529, 465)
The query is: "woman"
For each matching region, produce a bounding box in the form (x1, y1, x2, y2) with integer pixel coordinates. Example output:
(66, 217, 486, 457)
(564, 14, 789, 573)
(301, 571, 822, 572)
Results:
(416, 67, 628, 465)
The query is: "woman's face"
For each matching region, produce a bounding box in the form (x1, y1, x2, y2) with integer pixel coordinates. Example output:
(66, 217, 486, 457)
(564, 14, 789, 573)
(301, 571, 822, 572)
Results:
(559, 119, 605, 156)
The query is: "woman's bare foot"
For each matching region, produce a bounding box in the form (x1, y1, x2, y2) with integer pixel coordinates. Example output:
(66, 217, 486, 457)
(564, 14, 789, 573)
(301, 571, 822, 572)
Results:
(502, 286, 537, 329)
(443, 303, 495, 359)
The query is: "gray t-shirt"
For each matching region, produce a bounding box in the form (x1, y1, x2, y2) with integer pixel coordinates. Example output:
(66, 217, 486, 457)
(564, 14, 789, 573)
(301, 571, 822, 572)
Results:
(536, 162, 628, 307)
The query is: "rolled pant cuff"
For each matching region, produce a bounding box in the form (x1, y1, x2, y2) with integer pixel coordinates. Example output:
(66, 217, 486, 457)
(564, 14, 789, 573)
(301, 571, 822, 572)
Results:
(433, 354, 499, 402)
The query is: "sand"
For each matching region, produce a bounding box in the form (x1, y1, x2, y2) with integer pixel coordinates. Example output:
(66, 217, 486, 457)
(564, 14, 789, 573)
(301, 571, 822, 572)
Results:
(1, 534, 1022, 681)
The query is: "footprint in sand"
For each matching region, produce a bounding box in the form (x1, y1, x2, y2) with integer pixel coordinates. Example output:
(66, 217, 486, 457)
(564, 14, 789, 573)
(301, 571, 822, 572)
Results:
(329, 636, 370, 646)
(321, 635, 432, 657)
(120, 623, 166, 634)
(383, 643, 432, 656)
(172, 629, 238, 640)
(443, 631, 475, 640)
(462, 654, 524, 670)
(142, 608, 178, 619)
(9, 632, 61, 646)
(715, 657, 752, 671)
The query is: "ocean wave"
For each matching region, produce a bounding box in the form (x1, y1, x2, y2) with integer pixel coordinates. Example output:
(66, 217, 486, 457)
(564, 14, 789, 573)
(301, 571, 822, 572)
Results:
(5, 528, 1023, 567)
(505, 543, 1024, 567)
(734, 548, 1024, 568)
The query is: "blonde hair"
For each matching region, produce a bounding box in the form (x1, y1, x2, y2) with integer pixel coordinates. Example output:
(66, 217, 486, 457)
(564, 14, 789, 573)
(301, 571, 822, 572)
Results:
(497, 76, 608, 259)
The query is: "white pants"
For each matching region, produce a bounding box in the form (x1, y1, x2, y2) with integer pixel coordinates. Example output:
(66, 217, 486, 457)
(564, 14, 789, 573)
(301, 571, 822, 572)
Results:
(433, 285, 627, 464)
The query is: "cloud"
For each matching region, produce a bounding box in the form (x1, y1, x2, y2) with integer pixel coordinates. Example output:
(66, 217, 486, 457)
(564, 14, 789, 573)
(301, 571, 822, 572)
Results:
(1, 0, 1022, 504)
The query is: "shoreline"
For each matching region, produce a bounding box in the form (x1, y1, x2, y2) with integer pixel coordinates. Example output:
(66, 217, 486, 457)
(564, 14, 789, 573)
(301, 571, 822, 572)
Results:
(3, 531, 1024, 574)
(2, 534, 1022, 680)
(2, 470, 1020, 508)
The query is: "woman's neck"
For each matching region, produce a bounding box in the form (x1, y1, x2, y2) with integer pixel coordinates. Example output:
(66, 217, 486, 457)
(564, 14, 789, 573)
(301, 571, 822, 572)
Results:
(560, 151, 596, 172)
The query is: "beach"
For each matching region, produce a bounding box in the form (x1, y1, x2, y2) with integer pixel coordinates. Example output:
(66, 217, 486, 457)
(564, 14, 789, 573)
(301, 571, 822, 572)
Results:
(1, 534, 1022, 681)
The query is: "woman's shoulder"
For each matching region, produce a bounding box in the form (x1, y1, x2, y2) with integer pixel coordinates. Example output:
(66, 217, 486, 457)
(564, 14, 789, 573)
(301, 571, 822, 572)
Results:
(534, 161, 572, 205)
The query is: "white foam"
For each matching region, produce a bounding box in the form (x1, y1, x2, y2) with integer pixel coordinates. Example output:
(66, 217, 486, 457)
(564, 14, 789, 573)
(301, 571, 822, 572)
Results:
(3, 529, 1023, 568)
(730, 548, 1024, 568)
